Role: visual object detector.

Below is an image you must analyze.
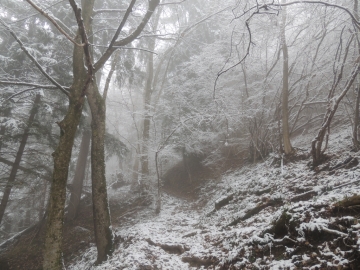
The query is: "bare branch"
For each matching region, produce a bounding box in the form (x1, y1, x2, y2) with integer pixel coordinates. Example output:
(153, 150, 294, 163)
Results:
(268, 1, 360, 29)
(102, 52, 119, 101)
(25, 0, 84, 47)
(90, 44, 158, 54)
(7, 88, 37, 100)
(94, 0, 160, 72)
(214, 0, 359, 100)
(179, 5, 232, 40)
(157, 117, 196, 152)
(214, 18, 252, 99)
(135, 33, 177, 40)
(0, 18, 70, 97)
(108, 0, 137, 52)
(93, 9, 127, 16)
(159, 0, 186, 6)
(0, 81, 69, 90)
(9, 0, 67, 24)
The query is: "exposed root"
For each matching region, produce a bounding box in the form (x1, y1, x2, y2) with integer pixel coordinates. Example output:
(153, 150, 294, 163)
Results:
(182, 255, 219, 267)
(215, 193, 234, 210)
(145, 238, 189, 254)
(227, 198, 283, 226)
(290, 190, 317, 202)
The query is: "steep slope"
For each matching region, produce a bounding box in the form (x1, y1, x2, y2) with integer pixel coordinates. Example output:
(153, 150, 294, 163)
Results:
(68, 125, 360, 269)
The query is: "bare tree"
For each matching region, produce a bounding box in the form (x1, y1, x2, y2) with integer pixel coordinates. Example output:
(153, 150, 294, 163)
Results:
(280, 0, 293, 155)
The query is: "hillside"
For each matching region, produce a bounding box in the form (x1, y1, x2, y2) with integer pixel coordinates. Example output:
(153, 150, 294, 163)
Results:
(62, 125, 360, 270)
(1, 125, 360, 269)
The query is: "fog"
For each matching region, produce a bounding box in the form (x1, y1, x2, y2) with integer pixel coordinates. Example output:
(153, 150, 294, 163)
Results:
(1, 0, 360, 269)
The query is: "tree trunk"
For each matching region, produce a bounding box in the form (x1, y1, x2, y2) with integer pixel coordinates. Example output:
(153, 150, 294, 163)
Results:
(280, 0, 293, 155)
(67, 58, 105, 221)
(44, 0, 159, 266)
(43, 0, 93, 264)
(312, 61, 360, 165)
(24, 209, 31, 228)
(0, 94, 41, 225)
(78, 53, 118, 261)
(353, 0, 360, 150)
(67, 128, 91, 220)
(132, 153, 140, 185)
(87, 81, 113, 264)
(0, 65, 12, 155)
(43, 89, 85, 269)
(140, 10, 161, 188)
(140, 54, 155, 186)
(38, 178, 48, 222)
(354, 88, 360, 150)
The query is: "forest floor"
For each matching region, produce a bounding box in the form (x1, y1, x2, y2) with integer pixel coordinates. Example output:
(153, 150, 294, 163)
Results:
(2, 125, 360, 269)
(68, 125, 360, 269)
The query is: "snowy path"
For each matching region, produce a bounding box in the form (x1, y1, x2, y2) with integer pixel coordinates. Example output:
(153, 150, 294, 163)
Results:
(69, 194, 206, 269)
(69, 127, 360, 270)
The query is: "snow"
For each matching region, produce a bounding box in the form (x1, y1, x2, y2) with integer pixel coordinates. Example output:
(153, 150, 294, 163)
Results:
(68, 125, 360, 269)
(268, 259, 294, 269)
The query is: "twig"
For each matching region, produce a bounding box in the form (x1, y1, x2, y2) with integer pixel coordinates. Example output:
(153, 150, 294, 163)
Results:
(7, 87, 37, 100)
(160, 0, 187, 6)
(213, 16, 252, 99)
(270, 1, 360, 29)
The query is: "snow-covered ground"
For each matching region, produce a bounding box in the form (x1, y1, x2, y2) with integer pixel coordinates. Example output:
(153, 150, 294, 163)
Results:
(69, 126, 360, 269)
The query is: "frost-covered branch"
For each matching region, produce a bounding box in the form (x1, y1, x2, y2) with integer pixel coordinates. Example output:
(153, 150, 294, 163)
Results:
(0, 18, 70, 97)
(159, 0, 186, 5)
(136, 33, 177, 40)
(6, 87, 37, 100)
(0, 81, 69, 90)
(312, 59, 360, 164)
(269, 1, 360, 29)
(215, 0, 360, 100)
(214, 18, 252, 99)
(93, 9, 127, 16)
(91, 44, 158, 54)
(25, 0, 84, 47)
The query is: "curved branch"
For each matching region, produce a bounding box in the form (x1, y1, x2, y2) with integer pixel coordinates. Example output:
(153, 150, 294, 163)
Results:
(94, 0, 160, 72)
(159, 0, 186, 6)
(25, 0, 84, 47)
(214, 0, 359, 99)
(213, 18, 252, 99)
(7, 87, 37, 100)
(269, 1, 360, 28)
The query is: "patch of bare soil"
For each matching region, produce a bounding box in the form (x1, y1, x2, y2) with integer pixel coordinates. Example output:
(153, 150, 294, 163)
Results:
(162, 155, 245, 201)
